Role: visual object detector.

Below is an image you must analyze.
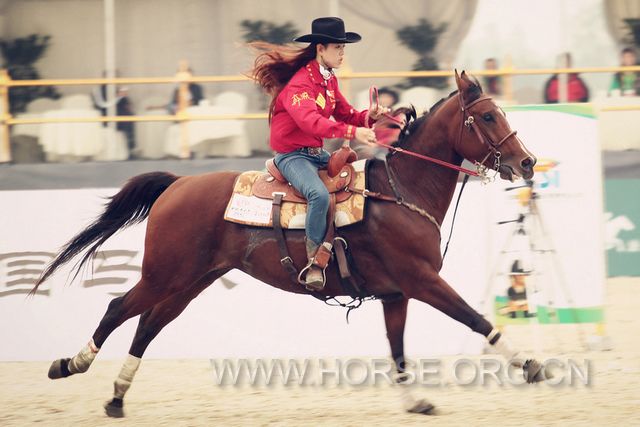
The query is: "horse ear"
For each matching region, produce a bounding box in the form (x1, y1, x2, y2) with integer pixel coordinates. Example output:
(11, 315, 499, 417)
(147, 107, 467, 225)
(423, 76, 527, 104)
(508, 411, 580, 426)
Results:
(456, 69, 472, 92)
(457, 70, 480, 101)
(454, 69, 462, 89)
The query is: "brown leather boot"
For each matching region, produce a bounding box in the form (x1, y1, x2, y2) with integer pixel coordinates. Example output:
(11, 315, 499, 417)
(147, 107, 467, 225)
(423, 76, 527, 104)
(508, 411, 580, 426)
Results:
(304, 239, 325, 291)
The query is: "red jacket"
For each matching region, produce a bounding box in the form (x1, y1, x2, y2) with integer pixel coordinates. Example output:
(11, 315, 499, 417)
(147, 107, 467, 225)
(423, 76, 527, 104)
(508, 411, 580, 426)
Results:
(269, 60, 370, 153)
(544, 74, 590, 103)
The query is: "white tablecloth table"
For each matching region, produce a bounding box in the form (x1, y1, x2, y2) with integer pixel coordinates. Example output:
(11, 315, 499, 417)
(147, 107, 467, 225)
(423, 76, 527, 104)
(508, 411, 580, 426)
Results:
(137, 109, 172, 159)
(39, 109, 128, 161)
(164, 104, 251, 158)
(12, 113, 42, 139)
(40, 109, 103, 158)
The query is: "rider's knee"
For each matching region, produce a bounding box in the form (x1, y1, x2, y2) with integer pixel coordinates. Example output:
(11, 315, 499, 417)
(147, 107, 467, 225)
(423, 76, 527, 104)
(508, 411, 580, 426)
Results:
(309, 186, 330, 206)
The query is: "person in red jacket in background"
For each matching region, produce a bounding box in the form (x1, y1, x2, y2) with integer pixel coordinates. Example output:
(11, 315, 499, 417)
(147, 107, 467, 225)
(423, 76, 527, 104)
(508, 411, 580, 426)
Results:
(250, 17, 386, 290)
(543, 52, 590, 103)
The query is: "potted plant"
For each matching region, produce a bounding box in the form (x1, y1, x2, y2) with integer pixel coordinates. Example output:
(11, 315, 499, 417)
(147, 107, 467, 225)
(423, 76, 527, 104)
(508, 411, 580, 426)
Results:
(395, 18, 448, 89)
(0, 34, 60, 114)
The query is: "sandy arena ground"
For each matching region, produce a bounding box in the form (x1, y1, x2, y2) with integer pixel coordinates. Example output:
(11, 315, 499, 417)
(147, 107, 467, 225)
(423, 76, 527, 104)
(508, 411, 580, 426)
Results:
(1, 277, 639, 426)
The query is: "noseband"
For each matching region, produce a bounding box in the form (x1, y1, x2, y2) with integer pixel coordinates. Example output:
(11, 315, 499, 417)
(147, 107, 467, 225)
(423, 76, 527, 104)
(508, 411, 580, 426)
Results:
(457, 93, 517, 181)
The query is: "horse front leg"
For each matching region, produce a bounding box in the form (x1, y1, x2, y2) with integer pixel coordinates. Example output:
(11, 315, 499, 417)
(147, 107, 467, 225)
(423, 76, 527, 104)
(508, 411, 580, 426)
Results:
(407, 270, 548, 383)
(382, 296, 436, 415)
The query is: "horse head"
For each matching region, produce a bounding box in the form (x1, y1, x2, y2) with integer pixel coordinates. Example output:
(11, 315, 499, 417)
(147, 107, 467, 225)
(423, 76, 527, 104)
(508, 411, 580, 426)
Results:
(453, 70, 536, 181)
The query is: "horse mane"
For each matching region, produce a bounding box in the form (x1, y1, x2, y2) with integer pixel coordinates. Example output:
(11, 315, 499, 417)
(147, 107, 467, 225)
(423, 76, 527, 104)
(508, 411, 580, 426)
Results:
(392, 91, 458, 150)
(394, 78, 484, 149)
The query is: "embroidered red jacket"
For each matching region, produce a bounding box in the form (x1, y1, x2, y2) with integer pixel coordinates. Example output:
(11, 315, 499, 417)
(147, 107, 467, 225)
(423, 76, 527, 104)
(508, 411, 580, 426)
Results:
(269, 59, 370, 153)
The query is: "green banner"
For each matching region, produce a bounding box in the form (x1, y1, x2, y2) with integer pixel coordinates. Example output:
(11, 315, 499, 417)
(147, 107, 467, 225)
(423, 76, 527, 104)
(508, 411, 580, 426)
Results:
(493, 296, 604, 325)
(605, 179, 640, 276)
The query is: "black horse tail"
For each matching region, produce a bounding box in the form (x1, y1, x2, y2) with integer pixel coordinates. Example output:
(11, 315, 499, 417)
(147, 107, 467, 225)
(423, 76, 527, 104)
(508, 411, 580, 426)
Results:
(31, 172, 180, 294)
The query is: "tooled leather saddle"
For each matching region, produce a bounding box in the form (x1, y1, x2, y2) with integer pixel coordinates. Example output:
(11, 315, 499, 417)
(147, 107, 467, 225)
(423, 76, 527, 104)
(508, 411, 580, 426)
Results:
(254, 146, 360, 292)
(256, 160, 354, 205)
(255, 145, 358, 204)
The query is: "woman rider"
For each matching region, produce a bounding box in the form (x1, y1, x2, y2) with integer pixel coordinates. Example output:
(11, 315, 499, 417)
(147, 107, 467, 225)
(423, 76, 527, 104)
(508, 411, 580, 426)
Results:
(250, 17, 386, 290)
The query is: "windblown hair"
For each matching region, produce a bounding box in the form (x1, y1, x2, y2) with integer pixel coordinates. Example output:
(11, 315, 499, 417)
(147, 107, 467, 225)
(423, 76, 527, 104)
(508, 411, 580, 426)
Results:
(248, 42, 318, 120)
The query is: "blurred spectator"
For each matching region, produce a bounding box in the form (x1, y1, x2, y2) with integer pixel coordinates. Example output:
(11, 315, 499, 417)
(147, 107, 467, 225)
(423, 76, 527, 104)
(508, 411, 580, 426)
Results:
(483, 57, 502, 96)
(147, 68, 205, 114)
(543, 53, 589, 103)
(609, 47, 640, 96)
(377, 87, 399, 108)
(327, 86, 399, 156)
(92, 75, 136, 153)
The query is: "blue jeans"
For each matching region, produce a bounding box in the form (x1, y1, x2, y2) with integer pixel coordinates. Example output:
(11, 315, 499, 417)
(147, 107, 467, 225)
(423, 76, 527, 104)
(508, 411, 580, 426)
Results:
(275, 148, 330, 246)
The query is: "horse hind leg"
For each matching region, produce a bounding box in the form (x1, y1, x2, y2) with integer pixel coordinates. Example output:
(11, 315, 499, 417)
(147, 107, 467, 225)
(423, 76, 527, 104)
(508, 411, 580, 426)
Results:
(47, 272, 188, 380)
(47, 293, 130, 380)
(382, 296, 436, 415)
(103, 269, 227, 418)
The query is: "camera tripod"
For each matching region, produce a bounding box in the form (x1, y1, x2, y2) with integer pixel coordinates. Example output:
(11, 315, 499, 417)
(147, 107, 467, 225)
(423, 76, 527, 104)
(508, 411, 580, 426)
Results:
(478, 180, 587, 348)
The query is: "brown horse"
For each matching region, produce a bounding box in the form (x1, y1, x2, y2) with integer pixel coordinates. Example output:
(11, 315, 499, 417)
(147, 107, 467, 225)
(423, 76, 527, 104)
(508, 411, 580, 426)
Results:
(32, 71, 540, 417)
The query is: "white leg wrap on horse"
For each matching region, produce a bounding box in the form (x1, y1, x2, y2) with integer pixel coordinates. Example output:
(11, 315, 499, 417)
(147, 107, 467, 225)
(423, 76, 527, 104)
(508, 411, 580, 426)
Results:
(392, 373, 416, 409)
(392, 372, 434, 413)
(113, 355, 141, 399)
(488, 329, 519, 361)
(68, 339, 100, 374)
(398, 384, 420, 411)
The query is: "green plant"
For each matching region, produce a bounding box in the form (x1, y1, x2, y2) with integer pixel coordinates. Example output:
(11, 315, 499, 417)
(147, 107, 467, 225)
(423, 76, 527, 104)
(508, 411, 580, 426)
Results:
(0, 34, 60, 114)
(240, 20, 299, 44)
(396, 18, 448, 89)
(622, 18, 640, 48)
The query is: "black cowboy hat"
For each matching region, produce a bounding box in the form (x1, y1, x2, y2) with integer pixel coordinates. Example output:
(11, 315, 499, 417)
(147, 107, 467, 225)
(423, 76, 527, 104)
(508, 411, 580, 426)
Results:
(294, 17, 361, 44)
(509, 260, 531, 276)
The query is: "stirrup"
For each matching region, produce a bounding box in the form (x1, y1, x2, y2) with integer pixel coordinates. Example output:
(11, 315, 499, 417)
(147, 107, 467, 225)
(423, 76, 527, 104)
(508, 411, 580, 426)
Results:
(298, 241, 332, 291)
(300, 264, 326, 291)
(298, 261, 327, 291)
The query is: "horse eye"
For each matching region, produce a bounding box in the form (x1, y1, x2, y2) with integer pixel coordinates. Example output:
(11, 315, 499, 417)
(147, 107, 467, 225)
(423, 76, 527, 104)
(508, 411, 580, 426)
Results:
(482, 113, 493, 122)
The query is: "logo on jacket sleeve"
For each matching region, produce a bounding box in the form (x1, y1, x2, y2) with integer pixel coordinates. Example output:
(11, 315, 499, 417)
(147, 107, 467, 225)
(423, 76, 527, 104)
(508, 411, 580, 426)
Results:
(291, 92, 311, 107)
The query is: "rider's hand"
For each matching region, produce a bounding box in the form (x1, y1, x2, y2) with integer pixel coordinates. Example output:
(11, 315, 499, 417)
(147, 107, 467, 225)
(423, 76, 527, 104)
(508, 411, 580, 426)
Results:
(355, 127, 377, 146)
(368, 104, 390, 121)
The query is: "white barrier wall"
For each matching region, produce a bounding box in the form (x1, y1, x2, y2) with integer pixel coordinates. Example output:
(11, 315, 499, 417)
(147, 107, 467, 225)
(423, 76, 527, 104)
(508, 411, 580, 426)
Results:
(0, 105, 605, 361)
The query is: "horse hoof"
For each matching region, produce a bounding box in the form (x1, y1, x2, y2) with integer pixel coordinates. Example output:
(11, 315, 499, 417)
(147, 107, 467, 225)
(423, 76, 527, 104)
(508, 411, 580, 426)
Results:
(48, 358, 72, 379)
(104, 398, 125, 418)
(523, 359, 550, 383)
(407, 399, 436, 415)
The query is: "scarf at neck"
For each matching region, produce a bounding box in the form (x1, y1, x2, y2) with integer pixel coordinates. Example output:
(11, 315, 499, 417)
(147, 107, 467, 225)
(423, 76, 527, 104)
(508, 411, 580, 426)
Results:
(318, 63, 333, 81)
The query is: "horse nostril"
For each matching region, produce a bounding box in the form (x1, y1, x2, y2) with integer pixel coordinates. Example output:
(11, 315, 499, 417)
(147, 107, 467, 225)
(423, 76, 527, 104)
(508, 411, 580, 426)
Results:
(521, 157, 535, 169)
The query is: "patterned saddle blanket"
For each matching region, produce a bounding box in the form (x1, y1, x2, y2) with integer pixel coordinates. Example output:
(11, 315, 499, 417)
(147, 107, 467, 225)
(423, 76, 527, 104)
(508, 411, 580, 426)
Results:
(224, 159, 367, 229)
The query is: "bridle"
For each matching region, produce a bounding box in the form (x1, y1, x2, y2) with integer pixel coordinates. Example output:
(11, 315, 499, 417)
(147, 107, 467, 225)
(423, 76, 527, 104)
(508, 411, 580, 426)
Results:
(456, 92, 518, 182)
(360, 86, 522, 253)
(369, 86, 519, 182)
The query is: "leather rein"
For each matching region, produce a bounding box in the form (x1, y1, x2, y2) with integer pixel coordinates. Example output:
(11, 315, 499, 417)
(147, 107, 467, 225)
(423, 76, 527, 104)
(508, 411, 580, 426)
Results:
(369, 86, 517, 180)
(356, 86, 519, 234)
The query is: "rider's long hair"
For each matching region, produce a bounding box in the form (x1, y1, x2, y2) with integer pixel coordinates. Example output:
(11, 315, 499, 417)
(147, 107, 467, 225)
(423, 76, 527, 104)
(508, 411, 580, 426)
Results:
(248, 42, 318, 120)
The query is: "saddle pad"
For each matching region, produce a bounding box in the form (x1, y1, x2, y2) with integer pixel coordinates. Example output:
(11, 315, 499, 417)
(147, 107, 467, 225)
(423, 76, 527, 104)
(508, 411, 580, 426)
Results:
(224, 159, 367, 229)
(252, 164, 354, 204)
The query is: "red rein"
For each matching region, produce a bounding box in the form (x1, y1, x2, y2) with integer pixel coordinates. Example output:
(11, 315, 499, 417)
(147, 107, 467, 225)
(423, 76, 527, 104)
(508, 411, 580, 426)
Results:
(368, 86, 480, 177)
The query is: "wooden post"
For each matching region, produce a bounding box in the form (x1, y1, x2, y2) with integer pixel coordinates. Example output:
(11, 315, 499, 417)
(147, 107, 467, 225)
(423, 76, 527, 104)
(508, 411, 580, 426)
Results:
(0, 69, 11, 163)
(103, 0, 117, 153)
(558, 53, 569, 103)
(176, 59, 191, 159)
